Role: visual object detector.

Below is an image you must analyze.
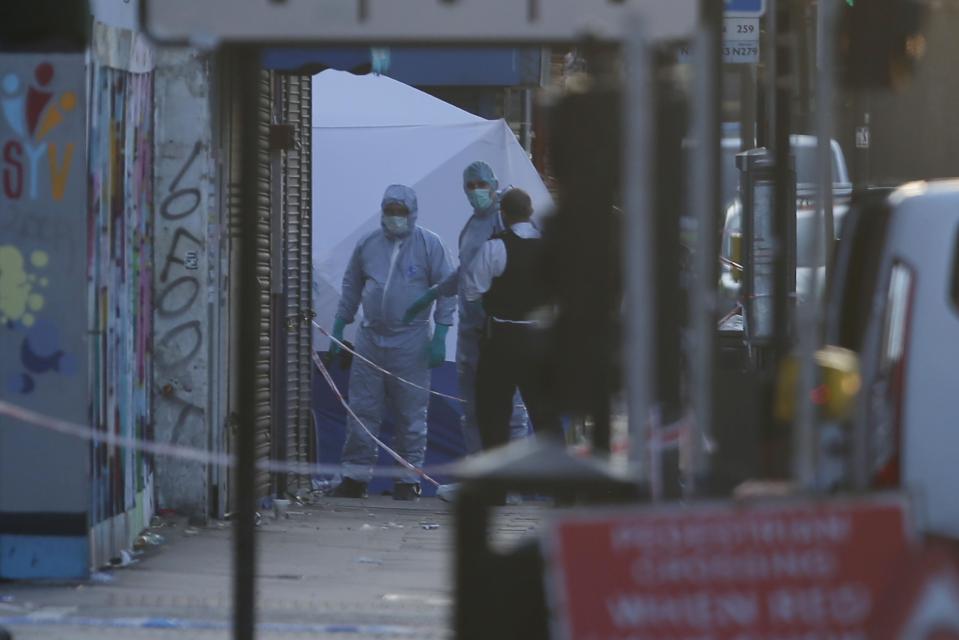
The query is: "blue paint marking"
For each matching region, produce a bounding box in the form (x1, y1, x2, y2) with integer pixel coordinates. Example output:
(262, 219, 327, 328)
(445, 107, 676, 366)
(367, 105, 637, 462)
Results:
(725, 0, 766, 16)
(0, 616, 418, 636)
(0, 535, 88, 580)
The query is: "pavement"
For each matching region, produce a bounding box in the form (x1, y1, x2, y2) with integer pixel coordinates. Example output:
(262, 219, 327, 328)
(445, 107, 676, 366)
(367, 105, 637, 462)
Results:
(0, 496, 545, 640)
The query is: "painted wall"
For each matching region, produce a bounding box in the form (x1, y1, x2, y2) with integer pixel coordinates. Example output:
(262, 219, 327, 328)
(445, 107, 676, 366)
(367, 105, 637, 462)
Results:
(87, 23, 156, 567)
(0, 53, 91, 579)
(152, 48, 216, 515)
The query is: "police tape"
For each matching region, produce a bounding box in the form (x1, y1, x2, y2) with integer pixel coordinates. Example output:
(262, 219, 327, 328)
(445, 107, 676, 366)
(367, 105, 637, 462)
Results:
(313, 321, 466, 404)
(0, 324, 464, 489)
(718, 303, 743, 329)
(2, 394, 685, 497)
(311, 351, 440, 487)
(0, 397, 451, 483)
(719, 255, 743, 272)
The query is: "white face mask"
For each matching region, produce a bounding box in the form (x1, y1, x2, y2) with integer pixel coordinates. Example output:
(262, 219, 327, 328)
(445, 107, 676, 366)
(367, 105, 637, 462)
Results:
(467, 188, 494, 212)
(382, 214, 410, 237)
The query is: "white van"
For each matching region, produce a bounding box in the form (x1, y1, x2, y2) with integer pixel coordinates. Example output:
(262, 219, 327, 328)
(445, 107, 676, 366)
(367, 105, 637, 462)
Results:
(826, 180, 959, 538)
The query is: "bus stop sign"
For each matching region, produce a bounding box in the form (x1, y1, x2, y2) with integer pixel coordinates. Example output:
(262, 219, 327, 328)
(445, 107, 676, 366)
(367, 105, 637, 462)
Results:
(725, 0, 767, 17)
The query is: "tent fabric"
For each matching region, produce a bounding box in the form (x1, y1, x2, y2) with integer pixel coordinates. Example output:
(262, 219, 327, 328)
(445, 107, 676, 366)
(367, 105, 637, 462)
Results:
(311, 70, 553, 479)
(312, 70, 484, 128)
(312, 70, 554, 357)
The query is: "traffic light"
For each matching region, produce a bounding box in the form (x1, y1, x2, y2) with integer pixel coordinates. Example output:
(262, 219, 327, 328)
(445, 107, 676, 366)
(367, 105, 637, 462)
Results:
(839, 0, 926, 89)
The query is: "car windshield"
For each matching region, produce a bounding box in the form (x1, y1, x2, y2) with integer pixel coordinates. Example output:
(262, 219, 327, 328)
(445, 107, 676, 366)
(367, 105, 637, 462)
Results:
(793, 143, 843, 186)
(715, 139, 845, 206)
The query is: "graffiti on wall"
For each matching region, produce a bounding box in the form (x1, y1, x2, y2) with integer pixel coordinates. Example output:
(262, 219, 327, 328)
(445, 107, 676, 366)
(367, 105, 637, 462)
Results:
(88, 63, 154, 523)
(150, 48, 216, 513)
(155, 139, 206, 448)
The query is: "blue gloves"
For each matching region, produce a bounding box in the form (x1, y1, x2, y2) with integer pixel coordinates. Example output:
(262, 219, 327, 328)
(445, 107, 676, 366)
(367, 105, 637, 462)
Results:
(403, 287, 439, 325)
(429, 324, 450, 368)
(329, 317, 347, 356)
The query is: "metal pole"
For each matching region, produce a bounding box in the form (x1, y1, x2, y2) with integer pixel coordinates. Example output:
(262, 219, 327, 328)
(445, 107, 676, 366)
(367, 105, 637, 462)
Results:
(793, 0, 836, 491)
(623, 18, 654, 489)
(652, 65, 684, 498)
(740, 64, 757, 151)
(771, 0, 793, 369)
(861, 109, 870, 187)
(765, 0, 778, 152)
(818, 0, 836, 280)
(689, 0, 722, 492)
(769, 0, 798, 485)
(233, 44, 260, 640)
(522, 88, 533, 153)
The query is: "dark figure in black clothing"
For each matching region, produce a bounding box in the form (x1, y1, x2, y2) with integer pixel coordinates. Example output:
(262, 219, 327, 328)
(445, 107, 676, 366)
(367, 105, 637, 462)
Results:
(464, 188, 563, 449)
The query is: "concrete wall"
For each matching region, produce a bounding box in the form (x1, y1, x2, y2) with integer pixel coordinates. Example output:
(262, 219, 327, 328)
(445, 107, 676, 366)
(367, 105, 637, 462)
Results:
(152, 48, 217, 516)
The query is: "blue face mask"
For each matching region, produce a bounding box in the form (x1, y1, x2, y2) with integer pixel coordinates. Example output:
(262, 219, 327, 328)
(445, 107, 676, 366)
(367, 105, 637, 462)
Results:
(382, 214, 410, 237)
(467, 188, 494, 211)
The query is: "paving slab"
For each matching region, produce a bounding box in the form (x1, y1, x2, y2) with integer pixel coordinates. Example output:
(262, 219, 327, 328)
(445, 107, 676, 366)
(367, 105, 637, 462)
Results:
(0, 496, 545, 640)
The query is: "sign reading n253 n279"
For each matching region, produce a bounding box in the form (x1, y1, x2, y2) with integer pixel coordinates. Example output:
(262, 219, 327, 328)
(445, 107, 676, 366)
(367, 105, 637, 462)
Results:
(547, 495, 912, 640)
(725, 0, 767, 17)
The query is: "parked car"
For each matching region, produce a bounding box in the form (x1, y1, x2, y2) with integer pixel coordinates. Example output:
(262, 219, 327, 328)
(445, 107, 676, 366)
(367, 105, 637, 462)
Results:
(719, 135, 852, 308)
(824, 180, 959, 538)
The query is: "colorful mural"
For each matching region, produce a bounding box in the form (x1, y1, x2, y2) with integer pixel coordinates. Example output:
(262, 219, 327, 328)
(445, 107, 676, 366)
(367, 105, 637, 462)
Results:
(2, 38, 157, 577)
(87, 62, 154, 525)
(1, 62, 79, 203)
(1, 60, 82, 396)
(0, 245, 48, 327)
(0, 53, 91, 579)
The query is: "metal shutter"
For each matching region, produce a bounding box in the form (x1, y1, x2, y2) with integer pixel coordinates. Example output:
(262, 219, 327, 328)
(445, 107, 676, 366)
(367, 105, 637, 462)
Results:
(254, 68, 274, 501)
(219, 56, 274, 509)
(221, 61, 310, 505)
(280, 74, 314, 493)
(297, 75, 315, 475)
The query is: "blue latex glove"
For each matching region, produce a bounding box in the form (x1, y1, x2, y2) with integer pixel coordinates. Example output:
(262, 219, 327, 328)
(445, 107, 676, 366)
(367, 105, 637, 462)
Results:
(403, 287, 438, 325)
(329, 317, 347, 356)
(429, 324, 450, 368)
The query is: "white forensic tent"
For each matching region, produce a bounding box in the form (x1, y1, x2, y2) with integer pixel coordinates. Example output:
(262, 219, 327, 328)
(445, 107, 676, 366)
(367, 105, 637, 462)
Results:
(311, 69, 553, 358)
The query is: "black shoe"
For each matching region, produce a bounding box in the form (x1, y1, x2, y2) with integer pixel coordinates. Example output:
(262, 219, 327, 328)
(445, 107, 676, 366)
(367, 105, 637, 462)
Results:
(393, 483, 421, 501)
(331, 477, 368, 498)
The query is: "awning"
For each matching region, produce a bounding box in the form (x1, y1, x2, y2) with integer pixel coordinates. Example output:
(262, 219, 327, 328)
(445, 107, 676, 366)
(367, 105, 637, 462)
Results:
(262, 46, 541, 86)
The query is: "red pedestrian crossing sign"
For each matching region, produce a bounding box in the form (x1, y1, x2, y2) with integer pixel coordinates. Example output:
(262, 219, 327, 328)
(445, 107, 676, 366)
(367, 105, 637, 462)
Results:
(546, 494, 913, 640)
